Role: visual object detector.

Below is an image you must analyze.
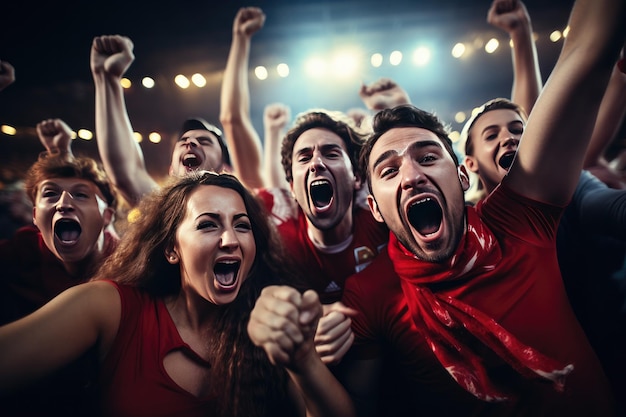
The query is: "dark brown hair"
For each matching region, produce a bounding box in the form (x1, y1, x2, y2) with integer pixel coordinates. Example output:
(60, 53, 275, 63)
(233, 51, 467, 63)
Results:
(281, 109, 367, 183)
(359, 104, 456, 192)
(92, 171, 304, 416)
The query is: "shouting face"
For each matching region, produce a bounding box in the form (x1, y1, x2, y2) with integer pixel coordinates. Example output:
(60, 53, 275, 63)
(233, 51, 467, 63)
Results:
(33, 177, 113, 265)
(168, 185, 256, 305)
(289, 127, 361, 237)
(170, 129, 224, 177)
(367, 127, 469, 262)
(464, 109, 524, 194)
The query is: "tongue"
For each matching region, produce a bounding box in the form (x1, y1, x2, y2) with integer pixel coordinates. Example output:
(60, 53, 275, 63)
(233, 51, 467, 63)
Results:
(60, 229, 80, 242)
(216, 271, 236, 286)
(416, 220, 439, 235)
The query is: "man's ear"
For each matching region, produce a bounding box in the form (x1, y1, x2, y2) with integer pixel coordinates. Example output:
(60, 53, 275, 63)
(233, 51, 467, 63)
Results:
(354, 174, 363, 191)
(289, 180, 296, 200)
(165, 248, 179, 264)
(367, 194, 385, 223)
(458, 165, 470, 192)
(32, 206, 38, 227)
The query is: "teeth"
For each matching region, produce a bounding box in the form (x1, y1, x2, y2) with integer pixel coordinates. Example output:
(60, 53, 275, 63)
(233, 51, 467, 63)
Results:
(412, 197, 432, 207)
(311, 179, 329, 186)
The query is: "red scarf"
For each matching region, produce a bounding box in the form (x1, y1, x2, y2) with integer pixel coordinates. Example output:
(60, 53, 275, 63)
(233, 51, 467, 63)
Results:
(389, 208, 573, 401)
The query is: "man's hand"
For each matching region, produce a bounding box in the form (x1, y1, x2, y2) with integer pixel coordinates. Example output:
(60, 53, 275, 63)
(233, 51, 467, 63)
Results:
(36, 118, 74, 156)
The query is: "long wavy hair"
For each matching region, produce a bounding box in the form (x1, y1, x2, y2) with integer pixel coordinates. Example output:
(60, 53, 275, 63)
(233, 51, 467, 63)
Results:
(92, 171, 305, 416)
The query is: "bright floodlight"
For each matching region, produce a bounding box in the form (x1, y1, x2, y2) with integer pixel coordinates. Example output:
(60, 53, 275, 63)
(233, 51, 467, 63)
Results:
(255, 66, 268, 80)
(412, 46, 431, 66)
(1, 125, 16, 135)
(485, 38, 499, 54)
(277, 63, 290, 77)
(149, 132, 162, 144)
(451, 43, 466, 58)
(133, 132, 143, 143)
(370, 53, 383, 67)
(550, 30, 562, 42)
(142, 77, 155, 88)
(305, 57, 327, 78)
(454, 111, 467, 123)
(389, 50, 403, 66)
(121, 78, 132, 89)
(331, 50, 359, 78)
(77, 129, 93, 140)
(175, 74, 190, 89)
(191, 73, 206, 87)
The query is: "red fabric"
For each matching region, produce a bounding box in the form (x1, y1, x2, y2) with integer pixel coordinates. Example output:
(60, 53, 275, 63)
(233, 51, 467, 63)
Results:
(389, 210, 573, 401)
(99, 281, 217, 417)
(342, 183, 615, 416)
(257, 187, 388, 303)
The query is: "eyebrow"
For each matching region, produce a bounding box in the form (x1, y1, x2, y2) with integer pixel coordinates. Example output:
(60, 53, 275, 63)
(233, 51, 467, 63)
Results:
(480, 120, 524, 135)
(294, 143, 344, 156)
(371, 139, 442, 172)
(196, 212, 250, 221)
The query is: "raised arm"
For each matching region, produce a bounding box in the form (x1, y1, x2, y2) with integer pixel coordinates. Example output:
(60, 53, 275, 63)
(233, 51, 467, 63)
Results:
(263, 102, 291, 189)
(91, 35, 157, 207)
(583, 54, 626, 189)
(248, 286, 356, 417)
(219, 7, 266, 190)
(505, 0, 626, 205)
(488, 0, 542, 114)
(36, 118, 74, 157)
(0, 60, 15, 92)
(0, 281, 120, 393)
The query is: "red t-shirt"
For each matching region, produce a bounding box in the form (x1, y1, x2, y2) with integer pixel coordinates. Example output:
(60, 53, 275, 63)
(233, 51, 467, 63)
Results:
(257, 188, 388, 303)
(342, 184, 614, 416)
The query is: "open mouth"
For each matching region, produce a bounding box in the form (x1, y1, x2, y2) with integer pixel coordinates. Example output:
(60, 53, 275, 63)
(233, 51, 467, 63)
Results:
(498, 151, 516, 170)
(183, 154, 201, 168)
(309, 179, 334, 209)
(214, 260, 240, 288)
(54, 219, 82, 244)
(407, 198, 442, 236)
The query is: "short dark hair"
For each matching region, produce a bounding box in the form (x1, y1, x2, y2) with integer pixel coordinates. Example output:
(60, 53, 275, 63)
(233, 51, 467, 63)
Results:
(359, 104, 456, 192)
(180, 117, 231, 167)
(280, 109, 367, 183)
(24, 153, 117, 208)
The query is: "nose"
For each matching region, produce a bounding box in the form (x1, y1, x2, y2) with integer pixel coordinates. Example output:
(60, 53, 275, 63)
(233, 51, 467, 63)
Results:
(183, 137, 198, 148)
(400, 159, 427, 190)
(501, 136, 519, 149)
(309, 152, 326, 173)
(500, 128, 519, 148)
(219, 228, 239, 250)
(56, 190, 75, 212)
